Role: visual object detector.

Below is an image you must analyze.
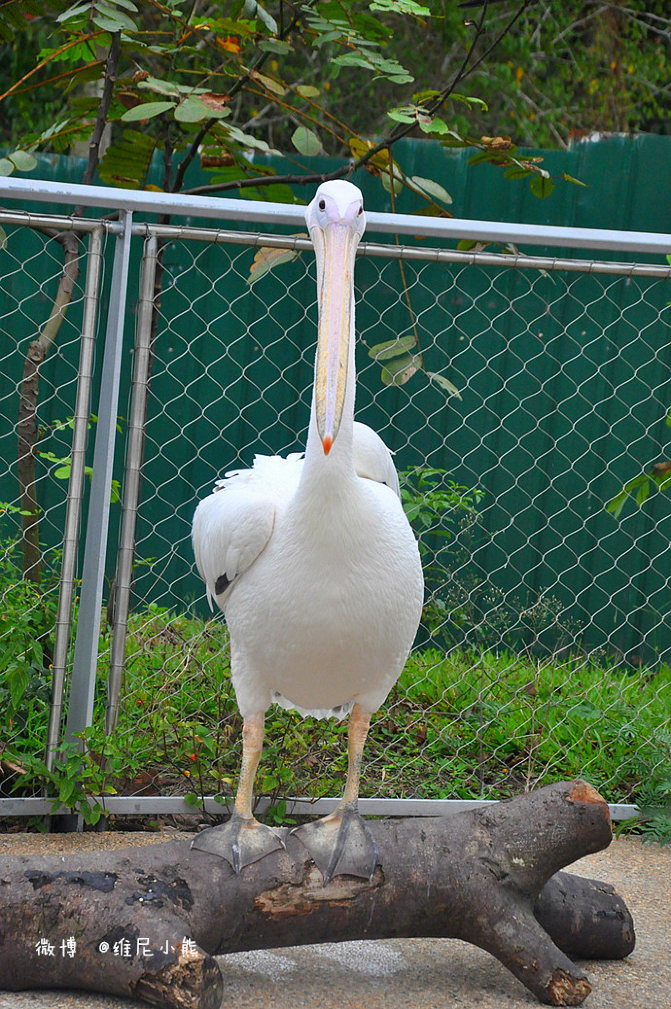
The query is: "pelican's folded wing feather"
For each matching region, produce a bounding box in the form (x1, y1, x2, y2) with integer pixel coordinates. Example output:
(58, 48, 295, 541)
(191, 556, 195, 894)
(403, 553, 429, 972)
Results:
(192, 453, 303, 609)
(352, 421, 401, 499)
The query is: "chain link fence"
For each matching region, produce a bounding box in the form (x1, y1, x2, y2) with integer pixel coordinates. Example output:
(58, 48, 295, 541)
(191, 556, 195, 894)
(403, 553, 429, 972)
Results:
(1, 181, 670, 823)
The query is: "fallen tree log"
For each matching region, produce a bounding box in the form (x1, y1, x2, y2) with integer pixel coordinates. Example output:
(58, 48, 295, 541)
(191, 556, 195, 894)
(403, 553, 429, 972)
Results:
(0, 781, 634, 1008)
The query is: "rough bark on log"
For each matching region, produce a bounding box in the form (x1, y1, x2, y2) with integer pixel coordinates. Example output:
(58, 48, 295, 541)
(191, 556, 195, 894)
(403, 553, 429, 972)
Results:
(0, 781, 634, 1008)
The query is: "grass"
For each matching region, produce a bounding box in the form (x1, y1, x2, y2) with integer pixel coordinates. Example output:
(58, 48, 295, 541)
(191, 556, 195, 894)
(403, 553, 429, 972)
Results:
(3, 602, 669, 828)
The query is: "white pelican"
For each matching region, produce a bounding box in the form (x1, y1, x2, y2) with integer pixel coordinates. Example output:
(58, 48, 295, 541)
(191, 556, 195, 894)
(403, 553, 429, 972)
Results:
(191, 180, 424, 883)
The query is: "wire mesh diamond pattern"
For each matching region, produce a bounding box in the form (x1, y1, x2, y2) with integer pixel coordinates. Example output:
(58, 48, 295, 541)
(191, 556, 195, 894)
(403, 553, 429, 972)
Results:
(1, 207, 670, 820)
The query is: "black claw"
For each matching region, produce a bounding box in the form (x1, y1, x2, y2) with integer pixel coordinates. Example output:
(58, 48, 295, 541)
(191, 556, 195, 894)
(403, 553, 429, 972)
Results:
(230, 834, 241, 875)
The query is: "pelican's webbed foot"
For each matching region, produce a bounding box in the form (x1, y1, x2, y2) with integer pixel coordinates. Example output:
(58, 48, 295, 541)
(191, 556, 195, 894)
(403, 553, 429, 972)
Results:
(190, 812, 284, 873)
(293, 803, 378, 885)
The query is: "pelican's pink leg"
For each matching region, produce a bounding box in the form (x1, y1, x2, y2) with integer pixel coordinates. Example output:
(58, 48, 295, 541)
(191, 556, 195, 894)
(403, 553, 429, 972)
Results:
(191, 711, 284, 871)
(293, 703, 378, 885)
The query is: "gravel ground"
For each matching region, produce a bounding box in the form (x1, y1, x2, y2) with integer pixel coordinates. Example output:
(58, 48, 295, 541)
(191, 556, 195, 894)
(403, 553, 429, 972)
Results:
(0, 829, 669, 1009)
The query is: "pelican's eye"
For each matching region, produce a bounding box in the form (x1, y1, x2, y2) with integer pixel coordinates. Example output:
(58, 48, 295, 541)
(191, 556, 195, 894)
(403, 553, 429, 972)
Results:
(358, 205, 363, 215)
(319, 199, 326, 211)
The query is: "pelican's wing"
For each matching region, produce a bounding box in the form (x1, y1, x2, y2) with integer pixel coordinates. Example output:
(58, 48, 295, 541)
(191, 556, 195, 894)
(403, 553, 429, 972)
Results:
(192, 452, 303, 609)
(352, 421, 401, 498)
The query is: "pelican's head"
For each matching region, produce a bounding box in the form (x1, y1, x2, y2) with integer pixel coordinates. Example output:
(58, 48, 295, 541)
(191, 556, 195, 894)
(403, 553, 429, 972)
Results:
(305, 181, 366, 454)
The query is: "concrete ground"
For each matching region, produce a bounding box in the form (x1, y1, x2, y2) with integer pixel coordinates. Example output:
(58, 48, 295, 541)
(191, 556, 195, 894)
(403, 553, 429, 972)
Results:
(0, 830, 669, 1009)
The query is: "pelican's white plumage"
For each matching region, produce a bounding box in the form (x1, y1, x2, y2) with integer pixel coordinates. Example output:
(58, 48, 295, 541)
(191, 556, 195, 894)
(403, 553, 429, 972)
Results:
(192, 420, 415, 718)
(191, 180, 423, 881)
(193, 422, 400, 617)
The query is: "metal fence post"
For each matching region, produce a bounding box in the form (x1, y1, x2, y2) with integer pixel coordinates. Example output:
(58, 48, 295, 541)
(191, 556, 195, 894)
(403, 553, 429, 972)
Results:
(45, 226, 104, 771)
(105, 234, 158, 734)
(63, 211, 133, 752)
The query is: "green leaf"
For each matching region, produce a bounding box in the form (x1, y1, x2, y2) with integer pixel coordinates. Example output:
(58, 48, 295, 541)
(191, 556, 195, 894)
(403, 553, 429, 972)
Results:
(606, 473, 648, 518)
(121, 101, 175, 122)
(57, 3, 91, 21)
(83, 803, 102, 825)
(296, 85, 320, 98)
(59, 779, 76, 807)
(413, 89, 440, 103)
(370, 0, 430, 13)
(381, 353, 420, 386)
(0, 158, 16, 176)
(291, 126, 321, 157)
(242, 0, 277, 34)
(174, 97, 210, 122)
(368, 336, 417, 361)
(380, 170, 403, 196)
(530, 174, 555, 199)
(387, 105, 416, 124)
(7, 665, 29, 708)
(253, 72, 286, 96)
(38, 37, 98, 63)
(563, 172, 588, 187)
(314, 29, 341, 45)
(636, 480, 650, 505)
(653, 469, 671, 493)
(332, 53, 374, 70)
(92, 10, 137, 32)
(192, 15, 256, 35)
(441, 134, 472, 149)
(258, 39, 293, 54)
(427, 371, 462, 400)
(409, 175, 452, 205)
(93, 0, 137, 29)
(503, 165, 533, 180)
(137, 76, 182, 97)
(98, 129, 155, 189)
(8, 150, 38, 172)
(450, 93, 489, 112)
(248, 243, 302, 284)
(225, 125, 281, 156)
(623, 473, 649, 494)
(468, 150, 498, 166)
(418, 116, 448, 135)
(183, 791, 201, 807)
(243, 183, 301, 204)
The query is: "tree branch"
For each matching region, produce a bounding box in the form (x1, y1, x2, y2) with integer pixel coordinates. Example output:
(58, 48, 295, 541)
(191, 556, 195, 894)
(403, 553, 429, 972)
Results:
(171, 2, 318, 194)
(0, 782, 634, 1009)
(182, 166, 348, 198)
(76, 32, 121, 205)
(17, 232, 80, 582)
(16, 31, 122, 581)
(0, 32, 104, 103)
(182, 0, 539, 200)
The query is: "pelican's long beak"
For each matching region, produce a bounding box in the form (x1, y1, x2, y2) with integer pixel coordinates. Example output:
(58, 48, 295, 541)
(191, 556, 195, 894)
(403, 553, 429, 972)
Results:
(313, 222, 358, 454)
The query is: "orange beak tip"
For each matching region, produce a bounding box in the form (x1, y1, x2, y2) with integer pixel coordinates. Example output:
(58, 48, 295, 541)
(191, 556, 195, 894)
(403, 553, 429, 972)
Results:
(323, 436, 332, 455)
